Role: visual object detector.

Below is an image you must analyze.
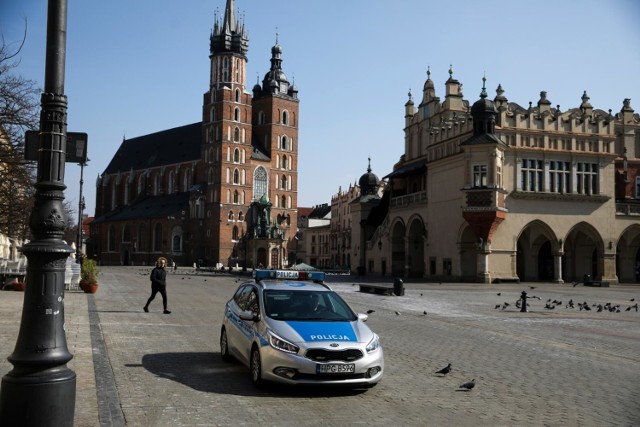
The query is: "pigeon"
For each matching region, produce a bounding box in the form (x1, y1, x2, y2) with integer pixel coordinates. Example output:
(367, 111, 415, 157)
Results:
(496, 292, 501, 296)
(529, 286, 537, 290)
(423, 310, 428, 315)
(435, 363, 452, 376)
(494, 304, 501, 309)
(572, 281, 580, 287)
(395, 311, 401, 315)
(459, 379, 476, 391)
(501, 302, 510, 310)
(631, 298, 635, 302)
(366, 309, 375, 314)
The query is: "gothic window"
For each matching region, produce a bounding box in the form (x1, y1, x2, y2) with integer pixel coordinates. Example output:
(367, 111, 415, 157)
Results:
(108, 225, 116, 251)
(281, 135, 288, 150)
(233, 190, 239, 204)
(234, 107, 240, 122)
(281, 175, 287, 190)
(153, 223, 163, 252)
(281, 195, 286, 208)
(258, 111, 265, 125)
(122, 225, 131, 242)
(137, 224, 146, 251)
(222, 57, 229, 82)
(282, 111, 289, 125)
(234, 148, 240, 163)
(232, 226, 239, 241)
(253, 166, 267, 200)
(235, 89, 240, 103)
(172, 234, 182, 253)
(228, 211, 234, 221)
(282, 155, 288, 170)
(233, 169, 240, 184)
(238, 211, 244, 221)
(234, 127, 240, 142)
(168, 171, 175, 194)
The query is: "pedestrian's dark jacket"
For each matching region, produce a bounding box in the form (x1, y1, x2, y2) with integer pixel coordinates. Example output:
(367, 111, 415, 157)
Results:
(150, 266, 167, 288)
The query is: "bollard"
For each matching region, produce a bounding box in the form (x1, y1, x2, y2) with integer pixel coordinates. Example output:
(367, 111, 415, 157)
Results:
(393, 278, 404, 296)
(520, 291, 528, 312)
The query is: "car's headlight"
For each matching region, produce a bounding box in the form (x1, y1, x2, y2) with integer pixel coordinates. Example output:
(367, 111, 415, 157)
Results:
(366, 334, 380, 353)
(268, 330, 299, 354)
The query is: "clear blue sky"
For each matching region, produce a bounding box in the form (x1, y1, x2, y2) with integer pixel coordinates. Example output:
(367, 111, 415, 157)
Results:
(2, 0, 639, 218)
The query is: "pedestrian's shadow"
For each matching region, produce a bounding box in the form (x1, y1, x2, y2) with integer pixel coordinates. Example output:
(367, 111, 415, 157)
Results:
(140, 352, 368, 397)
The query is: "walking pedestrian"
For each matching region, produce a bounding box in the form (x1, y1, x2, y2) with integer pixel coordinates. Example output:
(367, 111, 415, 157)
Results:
(144, 257, 171, 314)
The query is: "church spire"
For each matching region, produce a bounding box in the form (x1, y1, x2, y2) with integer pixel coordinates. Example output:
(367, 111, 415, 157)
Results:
(210, 0, 248, 56)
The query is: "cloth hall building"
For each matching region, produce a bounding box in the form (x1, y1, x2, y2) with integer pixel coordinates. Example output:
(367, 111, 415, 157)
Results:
(352, 68, 640, 284)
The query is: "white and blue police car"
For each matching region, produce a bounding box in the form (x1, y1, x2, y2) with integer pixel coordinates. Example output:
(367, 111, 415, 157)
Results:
(220, 269, 384, 388)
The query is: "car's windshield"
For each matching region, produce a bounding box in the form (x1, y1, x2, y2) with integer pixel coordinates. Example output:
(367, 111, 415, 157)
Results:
(264, 289, 357, 321)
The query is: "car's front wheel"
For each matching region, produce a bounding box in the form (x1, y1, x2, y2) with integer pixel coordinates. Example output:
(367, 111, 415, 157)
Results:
(250, 346, 264, 388)
(220, 327, 232, 362)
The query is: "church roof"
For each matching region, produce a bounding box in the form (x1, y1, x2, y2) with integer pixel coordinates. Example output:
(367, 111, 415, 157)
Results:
(102, 122, 201, 175)
(92, 192, 190, 224)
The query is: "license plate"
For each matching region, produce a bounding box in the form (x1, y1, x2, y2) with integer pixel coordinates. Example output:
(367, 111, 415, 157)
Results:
(317, 363, 355, 374)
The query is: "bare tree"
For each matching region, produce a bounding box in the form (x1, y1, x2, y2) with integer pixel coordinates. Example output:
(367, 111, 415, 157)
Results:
(0, 24, 40, 241)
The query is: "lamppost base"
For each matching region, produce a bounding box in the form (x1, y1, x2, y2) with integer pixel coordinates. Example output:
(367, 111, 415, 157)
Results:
(0, 368, 76, 427)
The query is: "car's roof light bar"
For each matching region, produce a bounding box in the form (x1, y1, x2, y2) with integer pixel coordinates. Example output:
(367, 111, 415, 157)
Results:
(253, 269, 326, 283)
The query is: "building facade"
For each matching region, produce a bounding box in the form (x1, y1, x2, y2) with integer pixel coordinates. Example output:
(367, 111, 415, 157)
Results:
(91, 0, 300, 268)
(363, 67, 640, 284)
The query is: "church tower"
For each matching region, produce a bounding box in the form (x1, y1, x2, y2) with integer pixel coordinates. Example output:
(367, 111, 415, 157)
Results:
(200, 0, 300, 268)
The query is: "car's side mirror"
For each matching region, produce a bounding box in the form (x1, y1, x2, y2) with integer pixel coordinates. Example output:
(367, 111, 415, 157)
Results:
(240, 310, 260, 322)
(357, 313, 369, 322)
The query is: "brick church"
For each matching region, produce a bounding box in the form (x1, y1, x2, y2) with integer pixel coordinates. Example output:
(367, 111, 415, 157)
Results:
(91, 0, 300, 268)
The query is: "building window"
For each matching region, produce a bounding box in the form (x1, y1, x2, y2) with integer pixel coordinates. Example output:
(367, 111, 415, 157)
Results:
(235, 89, 240, 103)
(238, 211, 244, 221)
(636, 176, 640, 199)
(234, 107, 240, 122)
(222, 57, 229, 81)
(232, 226, 239, 241)
(549, 161, 571, 194)
(472, 164, 487, 188)
(233, 190, 239, 204)
(281, 175, 287, 190)
(282, 155, 288, 170)
(171, 226, 183, 253)
(234, 148, 240, 163)
(281, 135, 288, 150)
(258, 111, 265, 125)
(228, 211, 234, 221)
(253, 166, 267, 200)
(576, 162, 598, 195)
(153, 223, 163, 252)
(234, 127, 240, 142)
(521, 159, 543, 192)
(282, 111, 289, 125)
(233, 169, 240, 184)
(108, 225, 116, 251)
(281, 195, 286, 208)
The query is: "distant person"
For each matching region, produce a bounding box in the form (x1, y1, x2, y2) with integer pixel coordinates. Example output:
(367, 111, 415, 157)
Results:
(144, 257, 171, 314)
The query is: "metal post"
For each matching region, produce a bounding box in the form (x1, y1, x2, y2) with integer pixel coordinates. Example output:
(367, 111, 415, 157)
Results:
(0, 1, 76, 426)
(76, 161, 86, 263)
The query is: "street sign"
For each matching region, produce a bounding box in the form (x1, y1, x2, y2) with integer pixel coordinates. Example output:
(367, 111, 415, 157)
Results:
(25, 130, 88, 163)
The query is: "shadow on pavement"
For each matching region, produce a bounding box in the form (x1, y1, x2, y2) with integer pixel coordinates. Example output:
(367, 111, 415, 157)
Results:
(141, 352, 370, 398)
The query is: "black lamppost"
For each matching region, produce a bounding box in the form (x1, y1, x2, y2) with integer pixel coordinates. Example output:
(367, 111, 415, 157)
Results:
(76, 159, 88, 263)
(0, 1, 76, 425)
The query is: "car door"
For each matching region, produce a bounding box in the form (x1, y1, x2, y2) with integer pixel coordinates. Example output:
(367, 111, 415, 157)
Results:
(226, 285, 252, 361)
(235, 287, 261, 363)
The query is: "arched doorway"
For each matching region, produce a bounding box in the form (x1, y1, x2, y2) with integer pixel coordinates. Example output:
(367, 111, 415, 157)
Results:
(615, 225, 640, 283)
(516, 221, 557, 282)
(459, 226, 478, 281)
(391, 220, 406, 276)
(270, 248, 279, 268)
(563, 222, 603, 282)
(537, 241, 553, 281)
(257, 247, 267, 268)
(407, 218, 425, 277)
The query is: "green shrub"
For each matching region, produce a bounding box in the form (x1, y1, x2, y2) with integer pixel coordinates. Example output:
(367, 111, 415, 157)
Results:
(81, 259, 100, 283)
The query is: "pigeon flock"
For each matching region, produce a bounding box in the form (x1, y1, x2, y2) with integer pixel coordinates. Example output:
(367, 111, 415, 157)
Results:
(495, 293, 638, 313)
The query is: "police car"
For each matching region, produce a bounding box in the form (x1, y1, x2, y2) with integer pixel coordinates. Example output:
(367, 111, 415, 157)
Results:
(220, 269, 384, 388)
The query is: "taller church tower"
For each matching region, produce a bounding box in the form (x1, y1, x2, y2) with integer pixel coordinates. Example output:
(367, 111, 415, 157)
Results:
(201, 0, 300, 268)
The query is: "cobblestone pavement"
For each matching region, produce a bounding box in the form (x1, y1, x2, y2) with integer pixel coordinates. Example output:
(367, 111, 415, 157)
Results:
(1, 267, 639, 426)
